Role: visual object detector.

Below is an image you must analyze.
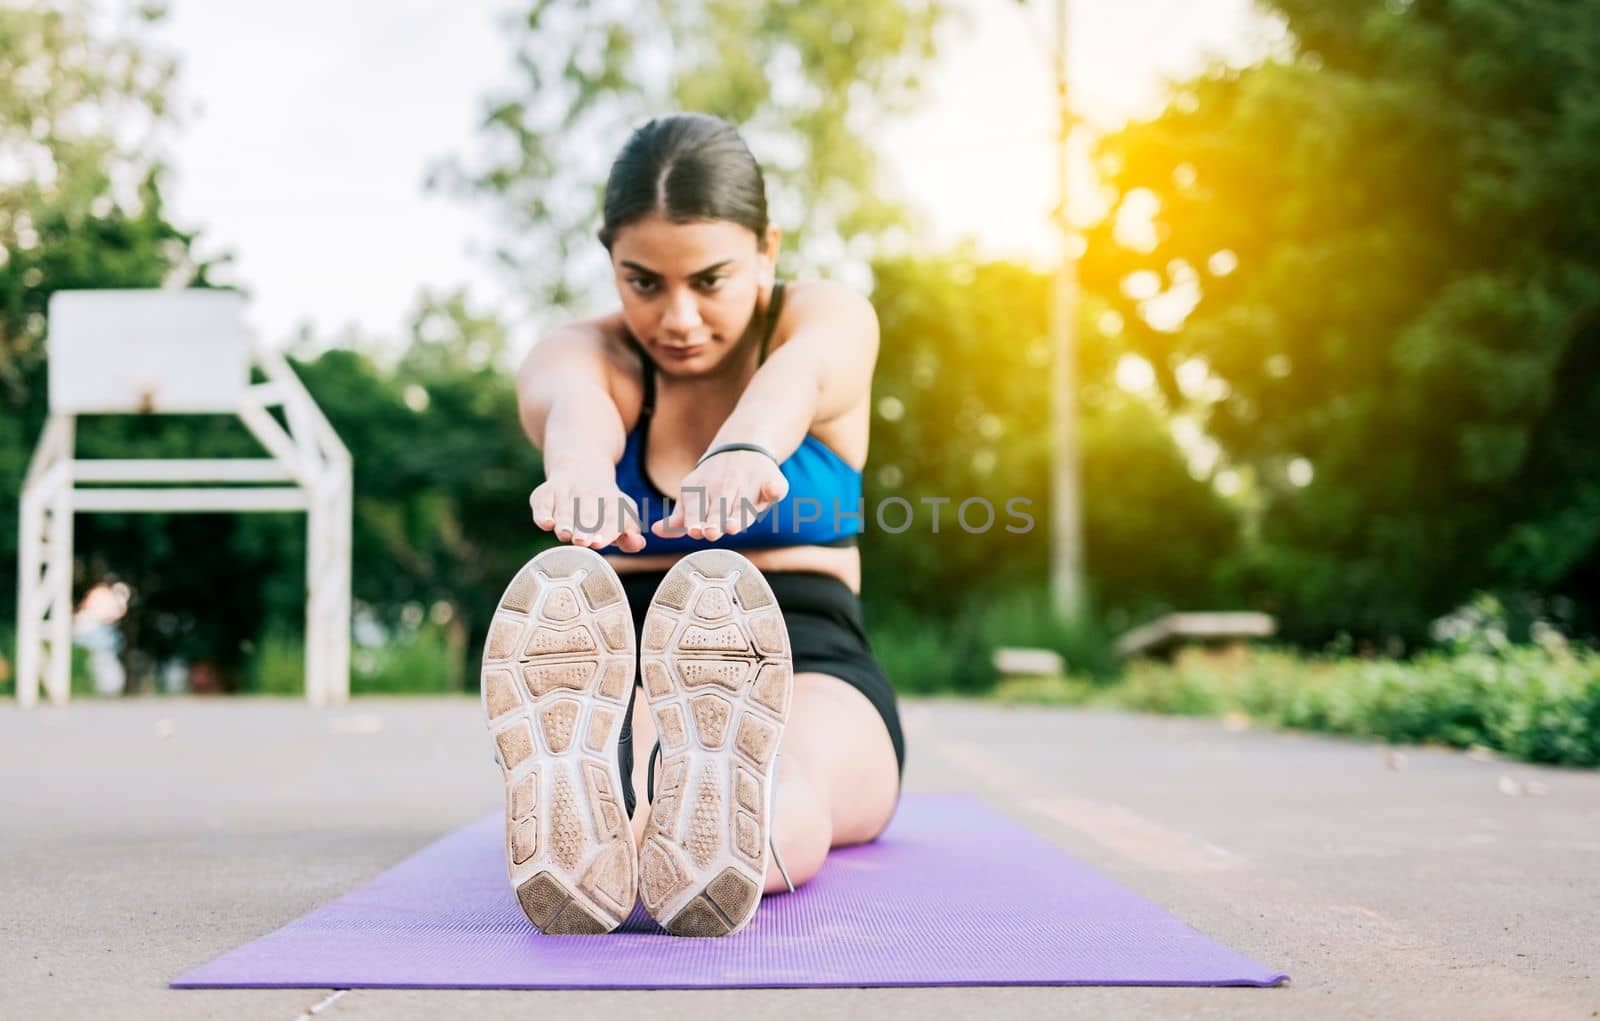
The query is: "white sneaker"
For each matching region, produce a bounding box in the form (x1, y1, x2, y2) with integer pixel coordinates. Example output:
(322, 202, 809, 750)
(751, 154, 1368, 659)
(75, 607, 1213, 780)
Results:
(635, 550, 794, 937)
(480, 546, 638, 934)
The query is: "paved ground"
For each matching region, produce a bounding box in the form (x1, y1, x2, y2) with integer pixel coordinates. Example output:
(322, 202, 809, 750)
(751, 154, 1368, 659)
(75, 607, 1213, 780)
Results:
(2, 696, 1596, 1020)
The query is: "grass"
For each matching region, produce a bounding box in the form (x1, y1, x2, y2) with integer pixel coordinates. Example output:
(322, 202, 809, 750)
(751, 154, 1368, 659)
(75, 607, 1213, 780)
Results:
(244, 621, 465, 695)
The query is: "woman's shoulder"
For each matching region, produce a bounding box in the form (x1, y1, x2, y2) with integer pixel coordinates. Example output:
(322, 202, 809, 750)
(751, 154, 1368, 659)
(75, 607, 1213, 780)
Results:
(527, 311, 648, 377)
(778, 277, 875, 316)
(522, 311, 648, 426)
(767, 277, 877, 352)
(767, 277, 880, 370)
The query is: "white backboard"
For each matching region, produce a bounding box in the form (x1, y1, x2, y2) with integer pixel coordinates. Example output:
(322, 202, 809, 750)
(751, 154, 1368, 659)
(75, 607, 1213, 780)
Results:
(47, 289, 252, 414)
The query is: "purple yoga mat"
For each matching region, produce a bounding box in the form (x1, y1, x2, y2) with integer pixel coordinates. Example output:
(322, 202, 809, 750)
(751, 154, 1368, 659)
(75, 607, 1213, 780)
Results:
(172, 793, 1287, 989)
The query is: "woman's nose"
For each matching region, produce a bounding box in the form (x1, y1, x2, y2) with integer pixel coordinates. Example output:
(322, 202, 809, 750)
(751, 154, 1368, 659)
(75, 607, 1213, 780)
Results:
(660, 288, 702, 332)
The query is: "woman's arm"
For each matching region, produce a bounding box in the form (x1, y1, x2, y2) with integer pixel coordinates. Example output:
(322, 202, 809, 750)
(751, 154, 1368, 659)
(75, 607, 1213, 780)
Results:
(710, 279, 879, 458)
(653, 280, 879, 541)
(517, 326, 625, 470)
(518, 324, 647, 551)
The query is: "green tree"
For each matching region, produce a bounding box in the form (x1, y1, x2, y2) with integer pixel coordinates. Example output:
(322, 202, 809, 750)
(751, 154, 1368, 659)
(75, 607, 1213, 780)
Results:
(1, 1, 222, 654)
(1087, 0, 1600, 645)
(286, 290, 549, 679)
(864, 252, 1239, 630)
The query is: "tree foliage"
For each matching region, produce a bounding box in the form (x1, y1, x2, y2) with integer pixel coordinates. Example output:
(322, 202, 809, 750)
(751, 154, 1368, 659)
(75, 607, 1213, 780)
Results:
(294, 290, 548, 672)
(13, 0, 1600, 696)
(1087, 0, 1600, 644)
(1, 1, 221, 642)
(865, 252, 1240, 632)
(432, 0, 947, 318)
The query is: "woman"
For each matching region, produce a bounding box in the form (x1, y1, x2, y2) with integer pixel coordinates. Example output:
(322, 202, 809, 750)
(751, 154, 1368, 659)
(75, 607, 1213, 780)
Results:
(481, 113, 903, 937)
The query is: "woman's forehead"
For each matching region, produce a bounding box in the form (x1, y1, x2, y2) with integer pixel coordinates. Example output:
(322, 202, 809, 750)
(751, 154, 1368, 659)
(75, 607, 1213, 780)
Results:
(610, 215, 756, 273)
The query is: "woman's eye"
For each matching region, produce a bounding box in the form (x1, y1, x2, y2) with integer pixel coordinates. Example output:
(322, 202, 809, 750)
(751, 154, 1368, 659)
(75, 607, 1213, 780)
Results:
(696, 276, 724, 291)
(630, 277, 658, 293)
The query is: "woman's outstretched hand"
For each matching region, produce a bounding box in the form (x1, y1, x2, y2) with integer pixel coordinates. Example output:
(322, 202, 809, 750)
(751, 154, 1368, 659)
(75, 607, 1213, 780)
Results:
(652, 449, 789, 541)
(529, 469, 647, 552)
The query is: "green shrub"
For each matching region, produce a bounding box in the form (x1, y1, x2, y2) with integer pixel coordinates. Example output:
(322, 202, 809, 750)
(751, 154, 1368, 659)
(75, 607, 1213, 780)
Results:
(241, 621, 466, 696)
(0, 624, 96, 698)
(991, 672, 1100, 705)
(0, 624, 12, 698)
(241, 626, 306, 696)
(351, 622, 463, 695)
(1084, 640, 1600, 768)
(870, 585, 1116, 695)
(869, 607, 985, 694)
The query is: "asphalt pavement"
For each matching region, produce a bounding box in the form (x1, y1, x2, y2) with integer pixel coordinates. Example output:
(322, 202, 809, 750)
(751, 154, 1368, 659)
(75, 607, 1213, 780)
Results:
(3, 696, 1596, 1020)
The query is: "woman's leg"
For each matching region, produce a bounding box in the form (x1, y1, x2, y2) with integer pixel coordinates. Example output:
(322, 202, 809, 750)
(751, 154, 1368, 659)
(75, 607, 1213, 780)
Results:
(783, 671, 900, 847)
(628, 670, 899, 893)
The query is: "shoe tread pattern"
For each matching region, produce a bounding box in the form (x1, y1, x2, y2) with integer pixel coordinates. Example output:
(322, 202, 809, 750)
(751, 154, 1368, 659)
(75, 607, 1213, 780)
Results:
(481, 546, 637, 934)
(637, 550, 793, 937)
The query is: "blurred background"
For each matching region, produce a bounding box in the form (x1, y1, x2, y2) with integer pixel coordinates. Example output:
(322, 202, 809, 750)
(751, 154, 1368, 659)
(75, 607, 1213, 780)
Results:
(2, 0, 1596, 763)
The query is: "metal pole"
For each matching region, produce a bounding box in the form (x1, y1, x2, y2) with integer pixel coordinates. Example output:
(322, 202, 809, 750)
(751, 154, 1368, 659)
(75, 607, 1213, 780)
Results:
(1049, 0, 1085, 622)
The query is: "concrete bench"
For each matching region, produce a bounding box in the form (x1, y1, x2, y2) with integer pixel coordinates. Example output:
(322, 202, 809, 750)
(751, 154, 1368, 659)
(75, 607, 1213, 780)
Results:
(1113, 612, 1276, 661)
(992, 647, 1066, 678)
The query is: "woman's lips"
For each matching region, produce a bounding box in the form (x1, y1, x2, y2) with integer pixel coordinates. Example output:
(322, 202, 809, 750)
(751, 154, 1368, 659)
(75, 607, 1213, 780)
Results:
(659, 343, 706, 359)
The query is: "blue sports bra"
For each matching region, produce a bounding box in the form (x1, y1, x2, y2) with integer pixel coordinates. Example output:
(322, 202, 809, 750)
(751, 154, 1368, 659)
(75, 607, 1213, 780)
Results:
(606, 281, 864, 554)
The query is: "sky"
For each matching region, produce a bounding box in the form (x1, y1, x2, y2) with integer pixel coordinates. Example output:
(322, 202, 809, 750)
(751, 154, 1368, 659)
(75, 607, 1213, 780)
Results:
(148, 0, 1273, 356)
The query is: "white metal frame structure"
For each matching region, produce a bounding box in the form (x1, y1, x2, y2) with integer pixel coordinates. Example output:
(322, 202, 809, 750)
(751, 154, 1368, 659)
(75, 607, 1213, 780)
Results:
(15, 290, 352, 706)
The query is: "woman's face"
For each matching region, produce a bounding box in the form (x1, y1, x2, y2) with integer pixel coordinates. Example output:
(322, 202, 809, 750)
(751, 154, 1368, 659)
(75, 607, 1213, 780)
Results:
(609, 213, 781, 377)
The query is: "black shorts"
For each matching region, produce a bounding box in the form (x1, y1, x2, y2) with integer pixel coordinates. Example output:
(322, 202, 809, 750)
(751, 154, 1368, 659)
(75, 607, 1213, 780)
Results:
(616, 569, 905, 816)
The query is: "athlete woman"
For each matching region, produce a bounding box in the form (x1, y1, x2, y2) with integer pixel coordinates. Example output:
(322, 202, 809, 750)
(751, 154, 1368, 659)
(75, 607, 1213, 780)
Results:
(481, 112, 903, 937)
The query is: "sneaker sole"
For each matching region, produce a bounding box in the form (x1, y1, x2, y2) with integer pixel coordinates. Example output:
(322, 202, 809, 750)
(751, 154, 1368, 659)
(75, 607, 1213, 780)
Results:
(637, 549, 794, 937)
(480, 546, 638, 934)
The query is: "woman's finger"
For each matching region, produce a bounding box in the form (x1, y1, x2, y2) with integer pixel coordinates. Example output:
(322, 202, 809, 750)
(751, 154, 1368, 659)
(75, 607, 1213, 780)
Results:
(616, 530, 647, 552)
(679, 482, 712, 539)
(551, 485, 576, 541)
(617, 498, 647, 552)
(699, 491, 725, 541)
(758, 473, 789, 505)
(570, 494, 607, 546)
(529, 485, 557, 530)
(718, 488, 755, 536)
(581, 494, 639, 549)
(651, 499, 686, 538)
